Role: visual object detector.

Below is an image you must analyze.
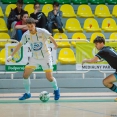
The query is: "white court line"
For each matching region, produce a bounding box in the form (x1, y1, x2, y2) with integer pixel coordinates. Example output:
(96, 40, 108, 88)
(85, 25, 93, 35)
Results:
(0, 92, 116, 97)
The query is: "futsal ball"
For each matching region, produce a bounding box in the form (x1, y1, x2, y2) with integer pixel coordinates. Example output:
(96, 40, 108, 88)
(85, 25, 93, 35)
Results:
(39, 91, 50, 102)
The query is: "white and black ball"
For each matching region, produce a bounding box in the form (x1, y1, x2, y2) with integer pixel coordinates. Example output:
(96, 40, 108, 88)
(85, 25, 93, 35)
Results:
(39, 91, 50, 102)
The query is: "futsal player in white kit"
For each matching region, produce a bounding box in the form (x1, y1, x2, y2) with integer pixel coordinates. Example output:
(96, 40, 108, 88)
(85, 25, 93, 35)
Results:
(7, 18, 60, 100)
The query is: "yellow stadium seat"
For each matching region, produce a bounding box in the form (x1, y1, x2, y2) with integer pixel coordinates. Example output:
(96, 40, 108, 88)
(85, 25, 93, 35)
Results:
(101, 18, 117, 32)
(83, 18, 101, 32)
(58, 48, 76, 64)
(5, 4, 16, 17)
(95, 5, 112, 18)
(109, 33, 117, 40)
(0, 7, 4, 17)
(42, 4, 53, 17)
(65, 18, 83, 32)
(71, 33, 87, 47)
(0, 33, 10, 47)
(60, 4, 76, 18)
(24, 4, 34, 16)
(90, 33, 105, 43)
(54, 33, 71, 48)
(0, 48, 6, 65)
(0, 18, 8, 32)
(112, 5, 117, 17)
(77, 5, 94, 18)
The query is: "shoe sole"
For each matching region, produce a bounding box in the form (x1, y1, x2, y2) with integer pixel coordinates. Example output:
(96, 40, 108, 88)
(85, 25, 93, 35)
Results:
(19, 96, 31, 100)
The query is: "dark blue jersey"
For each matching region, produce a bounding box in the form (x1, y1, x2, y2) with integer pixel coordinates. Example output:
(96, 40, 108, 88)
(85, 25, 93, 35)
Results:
(96, 46, 117, 70)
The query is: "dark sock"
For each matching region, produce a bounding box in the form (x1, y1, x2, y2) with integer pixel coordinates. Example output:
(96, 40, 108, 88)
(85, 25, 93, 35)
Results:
(110, 84, 117, 93)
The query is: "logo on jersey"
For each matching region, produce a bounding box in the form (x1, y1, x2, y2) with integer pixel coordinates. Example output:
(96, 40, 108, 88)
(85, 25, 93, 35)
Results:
(31, 42, 43, 51)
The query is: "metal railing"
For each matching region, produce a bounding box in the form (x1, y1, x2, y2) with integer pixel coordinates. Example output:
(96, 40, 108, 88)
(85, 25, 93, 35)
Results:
(0, 39, 18, 43)
(54, 39, 89, 42)
(99, 70, 115, 78)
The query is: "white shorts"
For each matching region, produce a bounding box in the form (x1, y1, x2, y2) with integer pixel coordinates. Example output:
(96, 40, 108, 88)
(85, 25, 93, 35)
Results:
(25, 55, 53, 71)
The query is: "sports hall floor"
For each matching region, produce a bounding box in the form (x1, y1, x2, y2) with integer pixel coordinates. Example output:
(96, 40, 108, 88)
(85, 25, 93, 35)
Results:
(0, 93, 117, 117)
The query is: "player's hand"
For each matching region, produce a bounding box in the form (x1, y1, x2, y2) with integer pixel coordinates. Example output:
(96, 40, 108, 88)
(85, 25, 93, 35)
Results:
(7, 56, 13, 62)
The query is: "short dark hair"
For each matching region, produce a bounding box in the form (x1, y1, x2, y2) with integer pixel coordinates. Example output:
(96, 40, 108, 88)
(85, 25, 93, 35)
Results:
(20, 11, 28, 20)
(93, 36, 105, 44)
(17, 0, 23, 4)
(53, 1, 59, 6)
(26, 18, 36, 24)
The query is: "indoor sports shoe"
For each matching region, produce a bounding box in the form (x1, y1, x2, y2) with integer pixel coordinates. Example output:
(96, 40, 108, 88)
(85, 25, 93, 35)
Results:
(19, 93, 31, 100)
(54, 88, 60, 100)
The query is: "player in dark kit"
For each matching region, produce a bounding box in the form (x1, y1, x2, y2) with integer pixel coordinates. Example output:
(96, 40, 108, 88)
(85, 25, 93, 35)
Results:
(82, 36, 117, 100)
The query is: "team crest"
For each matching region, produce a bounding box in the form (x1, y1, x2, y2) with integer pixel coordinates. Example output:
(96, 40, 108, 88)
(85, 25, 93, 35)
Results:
(31, 42, 43, 51)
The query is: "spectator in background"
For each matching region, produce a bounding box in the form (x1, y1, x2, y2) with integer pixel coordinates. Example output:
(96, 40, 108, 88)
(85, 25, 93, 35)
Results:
(30, 2, 47, 29)
(47, 1, 63, 35)
(15, 11, 29, 41)
(7, 0, 25, 39)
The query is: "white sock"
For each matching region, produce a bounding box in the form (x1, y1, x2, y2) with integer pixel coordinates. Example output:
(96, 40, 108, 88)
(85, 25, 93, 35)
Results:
(51, 78, 58, 90)
(23, 78, 30, 94)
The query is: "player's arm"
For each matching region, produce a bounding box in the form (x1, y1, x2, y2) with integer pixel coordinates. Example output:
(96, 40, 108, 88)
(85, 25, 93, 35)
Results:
(49, 36, 58, 49)
(82, 56, 99, 66)
(7, 32, 26, 62)
(42, 28, 58, 49)
(96, 59, 104, 62)
(7, 42, 22, 62)
(11, 42, 22, 56)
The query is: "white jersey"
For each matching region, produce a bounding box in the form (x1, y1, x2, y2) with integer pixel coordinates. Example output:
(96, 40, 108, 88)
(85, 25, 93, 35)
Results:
(20, 28, 51, 59)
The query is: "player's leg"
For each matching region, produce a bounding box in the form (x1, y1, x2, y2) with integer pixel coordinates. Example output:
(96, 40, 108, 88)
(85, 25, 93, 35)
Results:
(19, 67, 35, 100)
(45, 70, 58, 90)
(45, 70, 60, 100)
(103, 73, 117, 92)
(40, 55, 60, 100)
(19, 57, 37, 100)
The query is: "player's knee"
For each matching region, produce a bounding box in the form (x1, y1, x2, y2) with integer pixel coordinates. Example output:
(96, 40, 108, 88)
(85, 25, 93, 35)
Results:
(23, 73, 29, 79)
(46, 76, 53, 82)
(103, 79, 107, 86)
(103, 79, 109, 87)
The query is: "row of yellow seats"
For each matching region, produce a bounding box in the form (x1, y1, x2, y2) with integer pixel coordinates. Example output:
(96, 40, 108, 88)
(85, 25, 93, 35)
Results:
(1, 17, 117, 33)
(2, 4, 117, 18)
(65, 18, 117, 32)
(0, 47, 76, 65)
(54, 32, 117, 48)
(59, 18, 117, 33)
